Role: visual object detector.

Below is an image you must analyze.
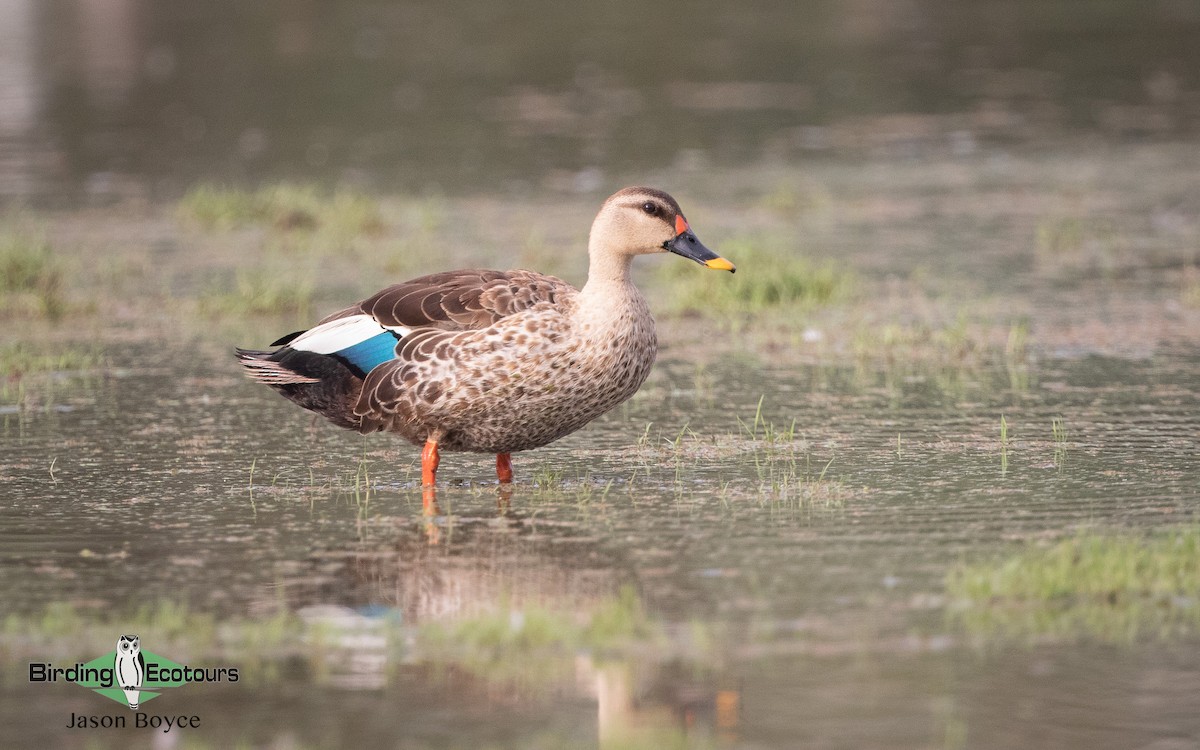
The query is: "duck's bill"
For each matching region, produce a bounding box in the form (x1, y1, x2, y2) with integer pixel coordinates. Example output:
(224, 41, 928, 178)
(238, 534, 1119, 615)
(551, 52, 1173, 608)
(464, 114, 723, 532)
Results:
(663, 220, 736, 273)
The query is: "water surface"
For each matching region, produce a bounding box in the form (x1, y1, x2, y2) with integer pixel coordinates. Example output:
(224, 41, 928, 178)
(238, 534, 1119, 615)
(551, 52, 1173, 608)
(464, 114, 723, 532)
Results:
(3, 334, 1198, 748)
(2, 2, 1200, 747)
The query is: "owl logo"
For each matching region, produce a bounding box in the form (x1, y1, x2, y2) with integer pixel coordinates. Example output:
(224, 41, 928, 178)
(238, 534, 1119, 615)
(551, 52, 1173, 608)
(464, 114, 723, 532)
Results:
(114, 635, 145, 710)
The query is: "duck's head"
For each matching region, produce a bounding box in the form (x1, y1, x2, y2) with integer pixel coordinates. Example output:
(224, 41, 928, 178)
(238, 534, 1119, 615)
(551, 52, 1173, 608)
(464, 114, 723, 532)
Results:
(589, 187, 735, 273)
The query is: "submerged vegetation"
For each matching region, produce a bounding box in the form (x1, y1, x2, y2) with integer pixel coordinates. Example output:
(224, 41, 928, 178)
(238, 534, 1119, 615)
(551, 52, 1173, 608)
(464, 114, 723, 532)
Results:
(633, 398, 849, 509)
(947, 526, 1200, 642)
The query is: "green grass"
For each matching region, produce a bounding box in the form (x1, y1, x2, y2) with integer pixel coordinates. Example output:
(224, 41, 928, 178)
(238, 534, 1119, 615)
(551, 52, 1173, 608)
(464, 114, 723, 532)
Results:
(845, 314, 1034, 399)
(755, 181, 832, 219)
(178, 183, 383, 237)
(0, 590, 674, 688)
(507, 470, 617, 506)
(0, 342, 105, 408)
(417, 586, 662, 686)
(1051, 416, 1067, 469)
(947, 526, 1200, 642)
(0, 220, 65, 319)
(1183, 275, 1200, 309)
(1, 601, 332, 696)
(737, 395, 797, 446)
(199, 268, 314, 317)
(177, 184, 260, 229)
(999, 414, 1009, 473)
(634, 401, 847, 508)
(658, 235, 853, 317)
(532, 464, 566, 489)
(852, 314, 1018, 365)
(0, 600, 360, 682)
(0, 342, 103, 378)
(1034, 214, 1120, 275)
(735, 398, 842, 504)
(1035, 216, 1086, 257)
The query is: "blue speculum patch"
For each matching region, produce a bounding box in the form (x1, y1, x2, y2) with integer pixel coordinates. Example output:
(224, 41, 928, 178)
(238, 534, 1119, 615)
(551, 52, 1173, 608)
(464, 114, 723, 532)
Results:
(336, 331, 399, 374)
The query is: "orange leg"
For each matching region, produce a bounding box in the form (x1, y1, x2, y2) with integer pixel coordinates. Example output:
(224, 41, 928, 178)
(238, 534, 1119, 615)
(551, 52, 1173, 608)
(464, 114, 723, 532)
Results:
(496, 452, 514, 484)
(421, 439, 440, 486)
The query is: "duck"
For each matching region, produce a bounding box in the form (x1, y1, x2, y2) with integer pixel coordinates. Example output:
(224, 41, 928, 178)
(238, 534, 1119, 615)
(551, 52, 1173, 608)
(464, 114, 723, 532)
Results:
(236, 187, 735, 486)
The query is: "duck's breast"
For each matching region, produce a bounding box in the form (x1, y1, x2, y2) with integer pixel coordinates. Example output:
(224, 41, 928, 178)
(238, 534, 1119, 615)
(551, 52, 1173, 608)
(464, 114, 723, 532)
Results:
(441, 294, 657, 452)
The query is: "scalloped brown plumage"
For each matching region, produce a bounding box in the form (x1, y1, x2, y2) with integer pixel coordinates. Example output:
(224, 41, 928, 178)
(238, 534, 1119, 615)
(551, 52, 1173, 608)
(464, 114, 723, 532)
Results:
(236, 187, 734, 486)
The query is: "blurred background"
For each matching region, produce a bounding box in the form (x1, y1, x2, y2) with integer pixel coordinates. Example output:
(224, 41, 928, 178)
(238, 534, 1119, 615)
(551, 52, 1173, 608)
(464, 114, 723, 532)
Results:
(3, 0, 1199, 202)
(3, 4, 1200, 749)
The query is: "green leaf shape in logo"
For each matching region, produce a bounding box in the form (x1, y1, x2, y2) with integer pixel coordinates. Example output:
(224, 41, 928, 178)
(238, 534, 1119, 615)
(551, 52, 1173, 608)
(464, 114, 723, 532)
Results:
(75, 650, 190, 707)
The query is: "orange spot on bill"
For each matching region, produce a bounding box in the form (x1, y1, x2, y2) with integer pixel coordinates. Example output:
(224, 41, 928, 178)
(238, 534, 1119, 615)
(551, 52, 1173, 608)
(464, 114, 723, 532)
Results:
(675, 214, 690, 235)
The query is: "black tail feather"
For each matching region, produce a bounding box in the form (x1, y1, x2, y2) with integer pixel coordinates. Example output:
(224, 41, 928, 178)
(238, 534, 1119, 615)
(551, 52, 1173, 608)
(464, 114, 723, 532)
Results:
(269, 330, 305, 347)
(235, 347, 363, 430)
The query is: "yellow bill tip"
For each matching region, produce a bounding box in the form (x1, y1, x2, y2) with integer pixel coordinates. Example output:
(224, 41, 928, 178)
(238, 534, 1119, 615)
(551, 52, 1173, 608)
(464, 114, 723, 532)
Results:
(703, 257, 736, 273)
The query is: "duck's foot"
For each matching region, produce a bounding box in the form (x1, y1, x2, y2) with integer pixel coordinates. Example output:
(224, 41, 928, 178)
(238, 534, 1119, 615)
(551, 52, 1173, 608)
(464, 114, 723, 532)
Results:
(421, 439, 440, 486)
(496, 453, 514, 484)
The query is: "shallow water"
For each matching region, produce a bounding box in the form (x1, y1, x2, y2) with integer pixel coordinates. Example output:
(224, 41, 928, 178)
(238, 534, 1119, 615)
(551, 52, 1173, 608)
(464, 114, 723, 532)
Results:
(3, 336, 1199, 748)
(3, 1, 1200, 747)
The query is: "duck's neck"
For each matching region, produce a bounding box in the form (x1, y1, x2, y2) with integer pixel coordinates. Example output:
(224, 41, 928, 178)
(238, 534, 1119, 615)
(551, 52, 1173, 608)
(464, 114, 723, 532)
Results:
(582, 244, 635, 288)
(577, 248, 650, 328)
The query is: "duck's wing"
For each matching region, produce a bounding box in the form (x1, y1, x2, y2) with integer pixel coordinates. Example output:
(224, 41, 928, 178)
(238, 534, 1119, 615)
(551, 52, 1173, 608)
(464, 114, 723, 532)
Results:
(348, 271, 577, 435)
(270, 269, 571, 347)
(256, 270, 576, 434)
(271, 269, 573, 376)
(322, 269, 573, 331)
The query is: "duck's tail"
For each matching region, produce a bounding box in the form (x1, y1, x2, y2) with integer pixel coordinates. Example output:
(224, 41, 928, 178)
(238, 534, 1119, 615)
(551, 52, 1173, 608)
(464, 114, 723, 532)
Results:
(235, 345, 364, 431)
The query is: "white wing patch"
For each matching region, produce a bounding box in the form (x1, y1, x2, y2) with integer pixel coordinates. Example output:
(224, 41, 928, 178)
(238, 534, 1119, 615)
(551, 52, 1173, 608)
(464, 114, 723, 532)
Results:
(290, 314, 411, 354)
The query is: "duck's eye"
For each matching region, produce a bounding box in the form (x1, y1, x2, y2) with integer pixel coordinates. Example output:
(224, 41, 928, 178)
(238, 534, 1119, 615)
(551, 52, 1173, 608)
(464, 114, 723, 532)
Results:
(641, 202, 658, 216)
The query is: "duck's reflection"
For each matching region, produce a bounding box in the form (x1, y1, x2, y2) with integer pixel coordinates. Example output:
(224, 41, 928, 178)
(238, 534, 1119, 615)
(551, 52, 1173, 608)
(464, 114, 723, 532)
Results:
(284, 483, 740, 745)
(421, 485, 440, 544)
(420, 484, 514, 545)
(587, 659, 741, 748)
